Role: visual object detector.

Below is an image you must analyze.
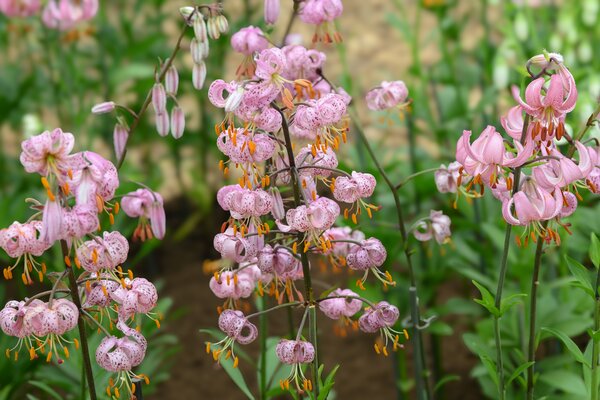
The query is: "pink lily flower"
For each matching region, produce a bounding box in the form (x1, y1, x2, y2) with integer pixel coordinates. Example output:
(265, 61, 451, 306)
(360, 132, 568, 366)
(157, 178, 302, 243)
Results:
(69, 151, 119, 209)
(501, 178, 563, 226)
(20, 128, 83, 178)
(413, 210, 452, 244)
(42, 0, 98, 31)
(319, 288, 362, 320)
(76, 231, 129, 273)
(23, 299, 78, 336)
(456, 126, 534, 185)
(346, 238, 387, 271)
(110, 278, 157, 319)
(0, 0, 40, 17)
(333, 172, 376, 203)
(366, 81, 409, 111)
(358, 301, 399, 333)
(532, 142, 595, 190)
(231, 26, 269, 55)
(96, 322, 147, 372)
(121, 188, 166, 240)
(218, 310, 258, 344)
(434, 162, 462, 194)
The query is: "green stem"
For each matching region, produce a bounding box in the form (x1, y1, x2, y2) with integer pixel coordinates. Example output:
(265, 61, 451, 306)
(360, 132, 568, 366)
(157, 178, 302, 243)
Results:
(259, 297, 267, 400)
(526, 222, 548, 400)
(274, 104, 319, 398)
(591, 266, 600, 400)
(350, 109, 429, 400)
(492, 115, 531, 400)
(61, 241, 97, 400)
(116, 16, 192, 169)
(395, 168, 439, 190)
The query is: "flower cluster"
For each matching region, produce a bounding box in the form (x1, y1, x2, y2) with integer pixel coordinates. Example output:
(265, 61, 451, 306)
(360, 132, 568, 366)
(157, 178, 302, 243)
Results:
(202, 10, 409, 394)
(0, 0, 98, 30)
(446, 52, 598, 244)
(91, 5, 230, 160)
(0, 129, 165, 399)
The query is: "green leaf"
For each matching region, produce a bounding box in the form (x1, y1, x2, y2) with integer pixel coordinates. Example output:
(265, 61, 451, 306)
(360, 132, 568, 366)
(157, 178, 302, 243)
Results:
(590, 233, 600, 269)
(433, 375, 460, 392)
(566, 256, 594, 297)
(538, 370, 587, 396)
(28, 381, 63, 400)
(208, 343, 255, 400)
(500, 293, 527, 314)
(541, 327, 591, 368)
(506, 362, 534, 386)
(480, 355, 499, 388)
(318, 364, 340, 400)
(472, 280, 500, 317)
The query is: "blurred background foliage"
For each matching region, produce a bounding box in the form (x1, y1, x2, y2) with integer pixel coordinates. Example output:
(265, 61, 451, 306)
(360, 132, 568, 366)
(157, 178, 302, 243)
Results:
(0, 0, 599, 399)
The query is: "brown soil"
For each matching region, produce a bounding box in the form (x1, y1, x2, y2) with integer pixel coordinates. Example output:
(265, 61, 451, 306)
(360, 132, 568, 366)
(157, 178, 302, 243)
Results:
(145, 199, 482, 400)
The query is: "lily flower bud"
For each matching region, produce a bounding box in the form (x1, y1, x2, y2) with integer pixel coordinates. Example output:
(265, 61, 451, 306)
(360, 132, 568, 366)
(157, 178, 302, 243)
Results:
(170, 106, 185, 139)
(224, 86, 245, 113)
(91, 101, 116, 115)
(264, 0, 280, 25)
(193, 13, 207, 42)
(192, 62, 207, 90)
(190, 38, 209, 63)
(207, 17, 220, 40)
(155, 112, 170, 137)
(151, 83, 167, 114)
(113, 123, 128, 160)
(165, 65, 179, 95)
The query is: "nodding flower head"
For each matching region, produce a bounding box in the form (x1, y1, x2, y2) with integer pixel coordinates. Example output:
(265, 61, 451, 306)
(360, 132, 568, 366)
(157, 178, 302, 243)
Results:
(456, 126, 533, 186)
(502, 177, 562, 227)
(281, 45, 326, 81)
(282, 197, 340, 233)
(276, 339, 315, 365)
(295, 145, 339, 178)
(333, 172, 376, 203)
(346, 238, 387, 271)
(20, 128, 82, 178)
(209, 266, 261, 300)
(299, 0, 343, 25)
(218, 309, 258, 344)
(255, 47, 288, 87)
(231, 26, 269, 55)
(413, 210, 452, 244)
(24, 299, 79, 336)
(217, 185, 273, 219)
(366, 81, 409, 111)
(434, 162, 463, 194)
(70, 151, 119, 208)
(42, 0, 98, 30)
(95, 324, 147, 372)
(512, 67, 577, 139)
(0, 300, 33, 338)
(319, 288, 362, 320)
(60, 204, 100, 241)
(0, 221, 50, 259)
(76, 231, 129, 273)
(83, 278, 120, 308)
(257, 245, 300, 276)
(0, 0, 41, 17)
(110, 278, 158, 319)
(121, 188, 166, 240)
(217, 130, 276, 165)
(358, 301, 399, 333)
(322, 227, 365, 256)
(214, 227, 264, 263)
(532, 142, 595, 190)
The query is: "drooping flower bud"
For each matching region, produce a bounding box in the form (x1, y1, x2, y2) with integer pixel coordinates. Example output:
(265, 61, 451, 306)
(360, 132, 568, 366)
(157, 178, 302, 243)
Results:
(193, 13, 207, 42)
(151, 83, 167, 114)
(264, 0, 280, 25)
(155, 112, 170, 137)
(113, 123, 128, 160)
(165, 65, 179, 95)
(224, 86, 245, 113)
(170, 106, 185, 139)
(190, 38, 209, 63)
(91, 101, 116, 114)
(193, 62, 207, 90)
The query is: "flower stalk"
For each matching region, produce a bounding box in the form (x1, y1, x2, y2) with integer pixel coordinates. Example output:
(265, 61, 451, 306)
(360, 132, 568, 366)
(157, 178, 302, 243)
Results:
(349, 109, 429, 400)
